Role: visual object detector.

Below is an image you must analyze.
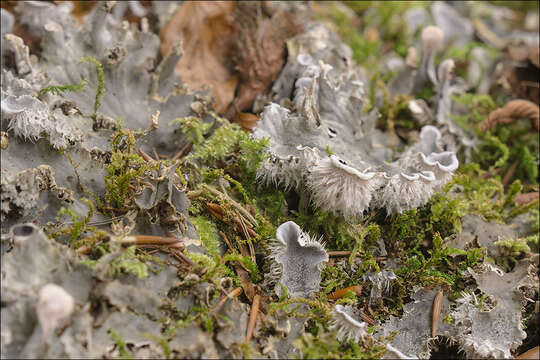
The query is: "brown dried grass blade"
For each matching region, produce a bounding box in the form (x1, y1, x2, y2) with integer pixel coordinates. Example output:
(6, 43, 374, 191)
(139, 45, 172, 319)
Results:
(245, 294, 261, 343)
(431, 290, 444, 338)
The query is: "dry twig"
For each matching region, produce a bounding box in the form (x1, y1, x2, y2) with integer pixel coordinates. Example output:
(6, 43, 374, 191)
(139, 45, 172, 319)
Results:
(137, 149, 154, 162)
(245, 293, 261, 343)
(172, 142, 192, 160)
(211, 287, 243, 314)
(502, 160, 519, 187)
(431, 290, 444, 338)
(517, 346, 540, 359)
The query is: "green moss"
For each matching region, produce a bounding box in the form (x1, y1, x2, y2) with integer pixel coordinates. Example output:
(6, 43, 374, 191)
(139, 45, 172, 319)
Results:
(192, 216, 221, 257)
(296, 332, 386, 359)
(107, 245, 149, 279)
(474, 134, 510, 170)
(169, 116, 213, 145)
(494, 238, 531, 271)
(141, 333, 171, 359)
(37, 77, 89, 100)
(54, 198, 95, 244)
(108, 329, 133, 359)
(516, 145, 538, 183)
(103, 128, 154, 211)
(222, 253, 261, 282)
(80, 56, 104, 119)
(445, 41, 498, 62)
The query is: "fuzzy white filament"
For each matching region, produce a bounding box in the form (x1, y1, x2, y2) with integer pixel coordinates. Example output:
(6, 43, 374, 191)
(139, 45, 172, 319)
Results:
(307, 156, 383, 219)
(329, 305, 370, 343)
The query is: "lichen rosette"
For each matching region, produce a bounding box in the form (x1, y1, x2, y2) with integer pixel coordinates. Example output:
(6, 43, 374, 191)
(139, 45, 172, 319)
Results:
(253, 57, 459, 218)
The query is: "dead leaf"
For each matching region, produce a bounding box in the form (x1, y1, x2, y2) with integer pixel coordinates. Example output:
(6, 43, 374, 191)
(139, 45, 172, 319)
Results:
(225, 2, 300, 120)
(234, 112, 259, 131)
(160, 1, 238, 114)
(234, 263, 255, 303)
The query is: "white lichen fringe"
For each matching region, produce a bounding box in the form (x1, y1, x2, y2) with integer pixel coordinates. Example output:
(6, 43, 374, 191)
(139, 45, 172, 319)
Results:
(329, 305, 370, 343)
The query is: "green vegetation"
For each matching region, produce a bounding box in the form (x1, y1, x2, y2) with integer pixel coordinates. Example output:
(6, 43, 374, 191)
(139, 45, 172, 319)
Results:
(37, 77, 89, 99)
(37, 3, 538, 358)
(80, 56, 105, 119)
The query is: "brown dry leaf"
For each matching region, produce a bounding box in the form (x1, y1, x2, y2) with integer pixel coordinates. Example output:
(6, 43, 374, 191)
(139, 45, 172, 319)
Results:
(54, 1, 97, 25)
(234, 112, 259, 131)
(234, 263, 255, 303)
(160, 1, 238, 114)
(225, 2, 300, 120)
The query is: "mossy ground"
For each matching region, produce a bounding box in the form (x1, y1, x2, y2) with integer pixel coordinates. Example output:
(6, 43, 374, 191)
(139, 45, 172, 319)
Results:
(44, 2, 538, 358)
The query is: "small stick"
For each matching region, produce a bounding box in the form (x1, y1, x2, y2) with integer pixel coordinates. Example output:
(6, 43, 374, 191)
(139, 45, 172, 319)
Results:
(75, 245, 92, 255)
(172, 142, 192, 160)
(502, 160, 519, 187)
(480, 166, 504, 179)
(120, 235, 184, 247)
(187, 190, 203, 199)
(431, 290, 444, 338)
(516, 346, 540, 359)
(169, 248, 194, 266)
(152, 147, 160, 161)
(359, 313, 375, 326)
(102, 207, 129, 213)
(211, 287, 243, 314)
(236, 214, 257, 263)
(219, 231, 235, 253)
(327, 285, 362, 300)
(201, 184, 258, 227)
(137, 149, 154, 162)
(328, 251, 386, 261)
(328, 251, 353, 256)
(245, 294, 261, 343)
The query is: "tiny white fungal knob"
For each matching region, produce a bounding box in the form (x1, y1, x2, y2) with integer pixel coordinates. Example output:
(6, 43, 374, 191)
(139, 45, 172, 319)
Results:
(420, 26, 445, 85)
(421, 26, 444, 53)
(37, 284, 75, 338)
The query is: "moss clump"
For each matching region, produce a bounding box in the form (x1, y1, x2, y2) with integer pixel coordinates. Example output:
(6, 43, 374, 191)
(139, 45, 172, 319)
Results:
(107, 245, 149, 279)
(37, 77, 89, 100)
(169, 116, 213, 145)
(191, 215, 221, 256)
(108, 329, 133, 359)
(296, 332, 386, 359)
(103, 128, 155, 212)
(52, 197, 95, 243)
(494, 238, 531, 271)
(452, 93, 539, 186)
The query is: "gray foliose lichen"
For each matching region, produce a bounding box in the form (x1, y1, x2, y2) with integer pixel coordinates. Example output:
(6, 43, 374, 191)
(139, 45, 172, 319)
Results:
(1, 1, 208, 233)
(253, 24, 459, 219)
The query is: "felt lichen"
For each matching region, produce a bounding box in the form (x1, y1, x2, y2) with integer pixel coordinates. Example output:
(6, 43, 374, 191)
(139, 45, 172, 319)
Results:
(329, 304, 371, 343)
(267, 221, 328, 298)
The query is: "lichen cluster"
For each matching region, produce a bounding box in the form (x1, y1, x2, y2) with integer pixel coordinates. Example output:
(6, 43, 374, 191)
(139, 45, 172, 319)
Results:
(1, 1, 538, 359)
